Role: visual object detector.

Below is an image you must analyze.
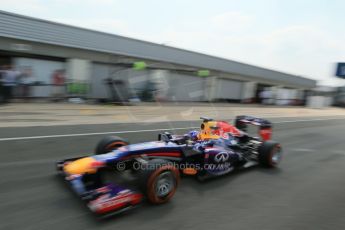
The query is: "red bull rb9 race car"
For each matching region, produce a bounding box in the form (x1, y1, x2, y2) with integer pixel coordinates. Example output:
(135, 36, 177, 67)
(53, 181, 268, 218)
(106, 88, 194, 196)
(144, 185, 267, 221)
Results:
(56, 115, 282, 216)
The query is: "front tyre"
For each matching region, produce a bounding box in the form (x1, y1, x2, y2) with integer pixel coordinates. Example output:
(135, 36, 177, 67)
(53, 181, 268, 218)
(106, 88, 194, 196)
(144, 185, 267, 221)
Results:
(258, 141, 282, 167)
(139, 159, 180, 204)
(95, 136, 129, 155)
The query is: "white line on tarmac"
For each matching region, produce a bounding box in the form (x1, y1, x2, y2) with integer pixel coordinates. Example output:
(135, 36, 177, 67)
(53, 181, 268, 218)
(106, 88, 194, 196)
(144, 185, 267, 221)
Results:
(0, 127, 199, 141)
(0, 117, 344, 142)
(274, 117, 345, 123)
(0, 159, 55, 167)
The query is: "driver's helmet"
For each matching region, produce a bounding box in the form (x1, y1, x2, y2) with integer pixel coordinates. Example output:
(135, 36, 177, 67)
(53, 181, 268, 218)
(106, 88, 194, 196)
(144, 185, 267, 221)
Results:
(188, 130, 199, 141)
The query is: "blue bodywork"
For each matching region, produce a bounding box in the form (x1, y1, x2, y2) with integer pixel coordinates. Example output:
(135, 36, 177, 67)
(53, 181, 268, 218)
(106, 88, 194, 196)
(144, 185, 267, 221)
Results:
(92, 141, 183, 163)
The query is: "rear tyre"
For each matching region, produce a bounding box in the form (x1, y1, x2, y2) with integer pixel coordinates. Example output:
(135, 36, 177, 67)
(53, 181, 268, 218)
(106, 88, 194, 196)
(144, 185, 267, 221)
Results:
(138, 159, 180, 204)
(258, 141, 282, 167)
(95, 136, 129, 155)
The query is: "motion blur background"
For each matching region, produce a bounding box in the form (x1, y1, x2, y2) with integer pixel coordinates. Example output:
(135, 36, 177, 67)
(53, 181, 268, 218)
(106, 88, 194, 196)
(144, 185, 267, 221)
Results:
(0, 0, 344, 107)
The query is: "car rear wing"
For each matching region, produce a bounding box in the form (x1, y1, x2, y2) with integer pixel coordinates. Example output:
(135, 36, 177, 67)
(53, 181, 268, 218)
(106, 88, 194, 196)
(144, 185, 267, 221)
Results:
(234, 115, 273, 141)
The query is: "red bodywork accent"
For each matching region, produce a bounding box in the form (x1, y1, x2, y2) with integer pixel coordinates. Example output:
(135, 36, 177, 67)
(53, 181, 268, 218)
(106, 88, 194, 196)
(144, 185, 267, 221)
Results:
(93, 193, 143, 214)
(90, 161, 105, 168)
(213, 121, 242, 137)
(259, 127, 272, 141)
(145, 152, 181, 157)
(214, 120, 272, 141)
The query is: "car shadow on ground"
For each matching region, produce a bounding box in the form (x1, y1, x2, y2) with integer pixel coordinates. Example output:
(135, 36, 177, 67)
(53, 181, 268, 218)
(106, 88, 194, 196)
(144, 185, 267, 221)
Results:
(52, 164, 283, 226)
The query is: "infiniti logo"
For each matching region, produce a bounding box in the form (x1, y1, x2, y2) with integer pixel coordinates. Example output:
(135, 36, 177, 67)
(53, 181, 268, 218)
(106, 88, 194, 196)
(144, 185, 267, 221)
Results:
(214, 152, 230, 163)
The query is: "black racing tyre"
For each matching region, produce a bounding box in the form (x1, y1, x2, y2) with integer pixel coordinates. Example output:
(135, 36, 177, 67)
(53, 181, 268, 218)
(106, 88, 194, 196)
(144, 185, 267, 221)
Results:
(95, 136, 129, 155)
(258, 140, 282, 167)
(138, 159, 180, 204)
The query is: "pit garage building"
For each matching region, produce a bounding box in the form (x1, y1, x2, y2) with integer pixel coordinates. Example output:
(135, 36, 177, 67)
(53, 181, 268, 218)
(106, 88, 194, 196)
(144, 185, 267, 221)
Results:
(0, 10, 316, 103)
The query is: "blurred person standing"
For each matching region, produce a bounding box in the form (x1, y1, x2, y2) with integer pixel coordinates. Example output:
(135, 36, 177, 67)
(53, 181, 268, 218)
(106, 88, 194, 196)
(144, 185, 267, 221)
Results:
(51, 69, 65, 102)
(2, 65, 19, 103)
(0, 65, 5, 104)
(19, 67, 34, 101)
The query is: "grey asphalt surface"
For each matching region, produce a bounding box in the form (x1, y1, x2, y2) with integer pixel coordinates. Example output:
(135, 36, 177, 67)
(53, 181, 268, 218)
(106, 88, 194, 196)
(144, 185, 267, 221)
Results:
(1, 117, 345, 230)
